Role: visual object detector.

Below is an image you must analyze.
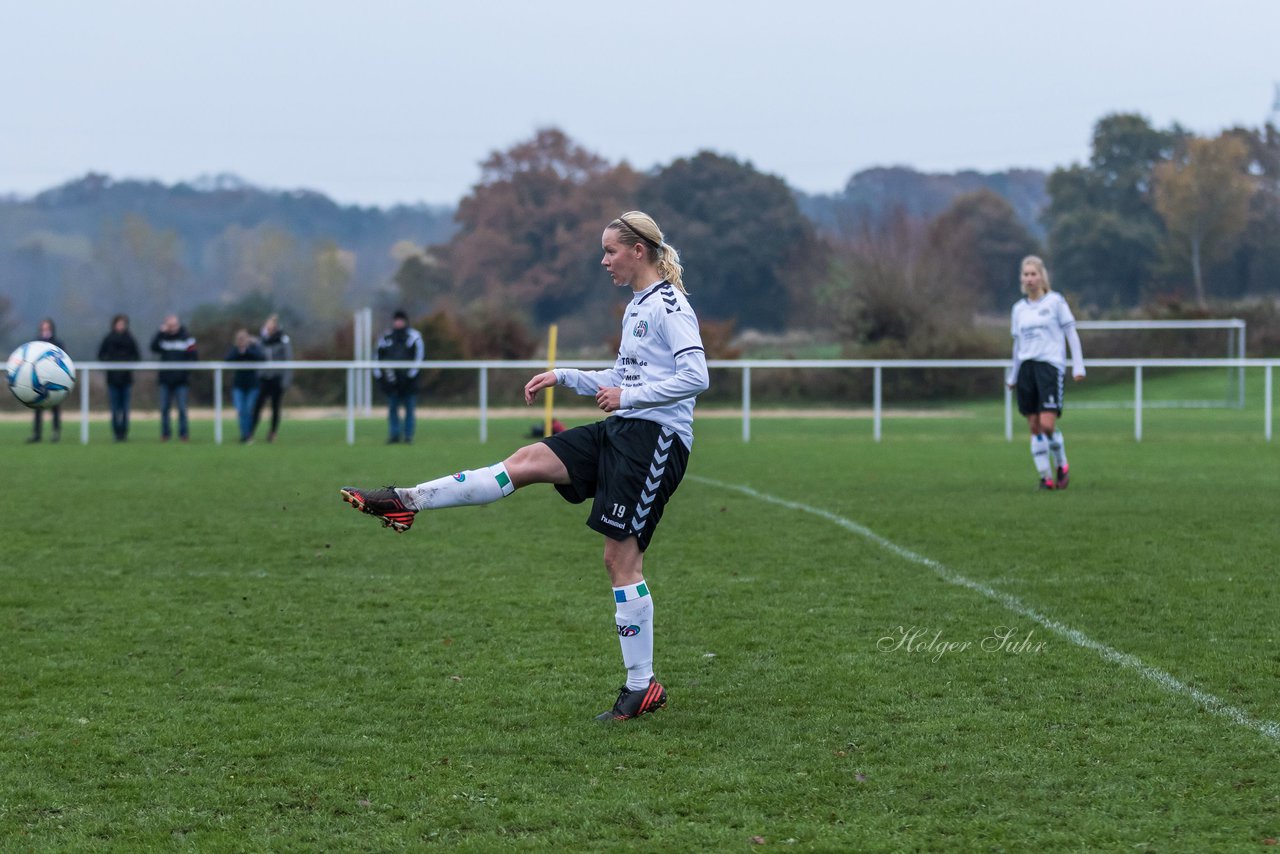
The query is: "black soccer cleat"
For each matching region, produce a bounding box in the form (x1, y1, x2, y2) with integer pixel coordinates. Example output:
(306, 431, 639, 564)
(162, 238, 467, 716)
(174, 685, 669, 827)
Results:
(1055, 464, 1070, 490)
(1038, 477, 1056, 491)
(340, 486, 416, 533)
(595, 677, 667, 722)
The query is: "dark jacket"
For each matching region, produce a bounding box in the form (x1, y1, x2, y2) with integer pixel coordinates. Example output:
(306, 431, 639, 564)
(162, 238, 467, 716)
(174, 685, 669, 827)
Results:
(224, 343, 265, 391)
(257, 329, 293, 387)
(150, 327, 198, 387)
(374, 326, 425, 394)
(98, 330, 141, 387)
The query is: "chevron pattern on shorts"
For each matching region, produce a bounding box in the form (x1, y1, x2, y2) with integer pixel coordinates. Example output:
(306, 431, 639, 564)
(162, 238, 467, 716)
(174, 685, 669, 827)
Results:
(631, 426, 675, 533)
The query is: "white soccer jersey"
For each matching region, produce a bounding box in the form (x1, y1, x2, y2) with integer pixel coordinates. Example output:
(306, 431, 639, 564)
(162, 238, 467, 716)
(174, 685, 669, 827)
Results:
(1008, 291, 1086, 384)
(555, 280, 709, 450)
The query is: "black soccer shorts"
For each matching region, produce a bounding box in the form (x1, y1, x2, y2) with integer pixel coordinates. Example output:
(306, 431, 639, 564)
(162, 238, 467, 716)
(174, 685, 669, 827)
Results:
(1016, 360, 1066, 416)
(541, 416, 689, 552)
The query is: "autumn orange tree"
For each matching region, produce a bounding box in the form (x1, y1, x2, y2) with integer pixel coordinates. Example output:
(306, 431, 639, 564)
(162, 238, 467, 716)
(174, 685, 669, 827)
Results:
(445, 128, 638, 338)
(1154, 134, 1255, 306)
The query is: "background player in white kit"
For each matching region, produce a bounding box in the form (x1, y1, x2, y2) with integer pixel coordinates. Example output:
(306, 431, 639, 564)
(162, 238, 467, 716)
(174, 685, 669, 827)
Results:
(1006, 256, 1086, 489)
(340, 211, 708, 721)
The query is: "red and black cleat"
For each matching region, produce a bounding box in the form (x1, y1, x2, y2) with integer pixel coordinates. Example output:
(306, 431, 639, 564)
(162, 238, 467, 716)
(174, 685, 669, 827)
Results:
(340, 486, 416, 533)
(1055, 464, 1070, 490)
(594, 677, 667, 722)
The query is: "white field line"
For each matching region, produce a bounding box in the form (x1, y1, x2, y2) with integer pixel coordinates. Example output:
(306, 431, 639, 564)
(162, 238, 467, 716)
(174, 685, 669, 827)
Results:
(690, 474, 1280, 743)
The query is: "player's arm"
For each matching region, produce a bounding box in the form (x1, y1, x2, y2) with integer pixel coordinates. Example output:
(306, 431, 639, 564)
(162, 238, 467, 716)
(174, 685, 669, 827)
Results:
(524, 356, 626, 405)
(1058, 298, 1086, 380)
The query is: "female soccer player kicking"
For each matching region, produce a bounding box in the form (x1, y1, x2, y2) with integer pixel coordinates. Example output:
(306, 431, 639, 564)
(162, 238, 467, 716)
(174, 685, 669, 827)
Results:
(340, 211, 708, 721)
(1007, 256, 1085, 489)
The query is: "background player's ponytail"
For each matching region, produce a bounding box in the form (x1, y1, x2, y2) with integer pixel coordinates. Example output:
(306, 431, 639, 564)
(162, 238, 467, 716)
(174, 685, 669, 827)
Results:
(611, 211, 687, 294)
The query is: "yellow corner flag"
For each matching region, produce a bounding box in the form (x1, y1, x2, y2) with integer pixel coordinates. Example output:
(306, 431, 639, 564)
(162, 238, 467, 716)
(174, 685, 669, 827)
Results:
(543, 323, 558, 437)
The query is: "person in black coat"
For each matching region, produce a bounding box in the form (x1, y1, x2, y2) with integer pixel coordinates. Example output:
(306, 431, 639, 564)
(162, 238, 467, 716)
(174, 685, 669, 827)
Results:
(27, 318, 66, 443)
(97, 314, 141, 442)
(374, 309, 425, 444)
(150, 314, 198, 442)
(251, 314, 292, 442)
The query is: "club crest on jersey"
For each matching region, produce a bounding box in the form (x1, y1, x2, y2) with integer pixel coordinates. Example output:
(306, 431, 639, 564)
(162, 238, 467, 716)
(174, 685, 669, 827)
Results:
(452, 472, 466, 482)
(632, 320, 648, 338)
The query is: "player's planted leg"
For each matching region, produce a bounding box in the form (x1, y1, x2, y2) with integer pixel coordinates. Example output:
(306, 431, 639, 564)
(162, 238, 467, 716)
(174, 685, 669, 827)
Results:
(1049, 428, 1070, 488)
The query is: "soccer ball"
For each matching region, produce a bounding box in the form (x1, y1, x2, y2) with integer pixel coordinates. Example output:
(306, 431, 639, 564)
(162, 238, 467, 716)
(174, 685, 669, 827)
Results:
(6, 341, 77, 409)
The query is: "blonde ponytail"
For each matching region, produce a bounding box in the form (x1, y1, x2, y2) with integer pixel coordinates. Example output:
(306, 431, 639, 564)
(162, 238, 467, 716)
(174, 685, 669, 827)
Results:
(611, 210, 687, 293)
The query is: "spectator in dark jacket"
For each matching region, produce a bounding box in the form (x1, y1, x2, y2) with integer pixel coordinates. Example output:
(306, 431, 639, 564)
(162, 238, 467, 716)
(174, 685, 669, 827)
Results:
(27, 318, 66, 443)
(251, 314, 292, 443)
(97, 313, 141, 442)
(374, 309, 425, 444)
(224, 328, 265, 443)
(150, 314, 198, 442)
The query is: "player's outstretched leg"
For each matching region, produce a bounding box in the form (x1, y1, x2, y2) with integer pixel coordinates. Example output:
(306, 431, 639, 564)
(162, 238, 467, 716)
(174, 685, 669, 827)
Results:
(339, 486, 417, 533)
(340, 462, 521, 533)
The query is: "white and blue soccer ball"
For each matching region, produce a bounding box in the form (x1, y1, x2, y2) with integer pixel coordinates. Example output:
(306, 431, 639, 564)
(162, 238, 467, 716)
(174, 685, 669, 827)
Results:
(6, 341, 76, 410)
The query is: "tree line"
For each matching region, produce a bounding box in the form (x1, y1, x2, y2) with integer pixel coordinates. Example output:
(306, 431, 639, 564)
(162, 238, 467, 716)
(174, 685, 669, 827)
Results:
(2, 113, 1278, 383)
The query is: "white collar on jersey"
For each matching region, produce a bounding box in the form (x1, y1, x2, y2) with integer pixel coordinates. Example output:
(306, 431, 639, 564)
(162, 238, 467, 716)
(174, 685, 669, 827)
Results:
(634, 279, 667, 301)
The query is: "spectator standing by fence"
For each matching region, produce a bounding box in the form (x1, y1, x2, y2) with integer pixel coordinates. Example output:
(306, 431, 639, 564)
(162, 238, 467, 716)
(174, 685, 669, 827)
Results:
(251, 313, 292, 443)
(374, 309, 424, 445)
(225, 329, 265, 444)
(151, 314, 198, 442)
(97, 313, 140, 442)
(26, 318, 66, 443)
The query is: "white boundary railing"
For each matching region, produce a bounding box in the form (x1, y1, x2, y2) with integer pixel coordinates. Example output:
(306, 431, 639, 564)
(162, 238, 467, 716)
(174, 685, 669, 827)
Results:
(67, 358, 1278, 445)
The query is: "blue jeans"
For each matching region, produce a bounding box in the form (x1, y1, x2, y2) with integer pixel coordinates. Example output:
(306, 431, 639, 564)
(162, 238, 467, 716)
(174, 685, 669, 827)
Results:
(387, 391, 417, 441)
(159, 383, 189, 439)
(232, 386, 259, 441)
(108, 384, 132, 440)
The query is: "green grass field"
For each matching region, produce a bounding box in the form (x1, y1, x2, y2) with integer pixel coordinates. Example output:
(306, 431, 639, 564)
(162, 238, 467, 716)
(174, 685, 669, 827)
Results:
(2, 394, 1278, 850)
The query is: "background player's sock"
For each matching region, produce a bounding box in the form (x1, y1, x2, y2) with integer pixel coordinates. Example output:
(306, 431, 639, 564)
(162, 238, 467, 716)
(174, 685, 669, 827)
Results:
(613, 581, 654, 691)
(1049, 429, 1068, 470)
(1031, 433, 1052, 480)
(398, 463, 515, 510)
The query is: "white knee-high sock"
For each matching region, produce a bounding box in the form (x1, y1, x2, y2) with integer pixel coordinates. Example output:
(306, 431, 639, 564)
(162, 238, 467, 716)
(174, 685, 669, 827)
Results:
(613, 581, 654, 691)
(398, 463, 515, 510)
(1048, 429, 1068, 469)
(1030, 433, 1052, 479)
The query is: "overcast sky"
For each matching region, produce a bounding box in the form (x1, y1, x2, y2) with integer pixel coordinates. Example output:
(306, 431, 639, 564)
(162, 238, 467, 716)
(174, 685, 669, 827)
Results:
(2, 0, 1276, 207)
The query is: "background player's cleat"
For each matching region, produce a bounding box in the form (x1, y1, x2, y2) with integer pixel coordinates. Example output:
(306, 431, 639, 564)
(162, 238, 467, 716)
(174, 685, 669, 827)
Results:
(594, 677, 667, 721)
(1039, 477, 1056, 491)
(1055, 464, 1070, 490)
(340, 486, 416, 533)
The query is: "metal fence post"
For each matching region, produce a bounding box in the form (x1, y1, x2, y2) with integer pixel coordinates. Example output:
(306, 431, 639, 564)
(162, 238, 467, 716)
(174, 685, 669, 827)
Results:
(79, 367, 90, 445)
(1266, 365, 1273, 443)
(479, 365, 489, 444)
(213, 367, 223, 445)
(1134, 365, 1143, 442)
(346, 367, 355, 445)
(742, 364, 751, 443)
(873, 365, 882, 442)
(1004, 381, 1013, 441)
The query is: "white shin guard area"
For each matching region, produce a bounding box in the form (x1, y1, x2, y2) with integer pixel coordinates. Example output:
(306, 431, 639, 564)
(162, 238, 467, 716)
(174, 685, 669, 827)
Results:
(690, 474, 1280, 743)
